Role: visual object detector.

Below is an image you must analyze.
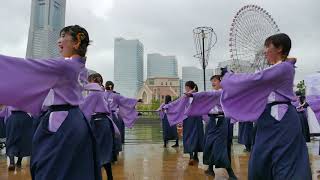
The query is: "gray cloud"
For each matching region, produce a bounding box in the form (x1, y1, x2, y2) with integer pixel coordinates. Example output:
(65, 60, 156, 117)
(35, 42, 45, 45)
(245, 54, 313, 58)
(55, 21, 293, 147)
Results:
(1, 0, 319, 83)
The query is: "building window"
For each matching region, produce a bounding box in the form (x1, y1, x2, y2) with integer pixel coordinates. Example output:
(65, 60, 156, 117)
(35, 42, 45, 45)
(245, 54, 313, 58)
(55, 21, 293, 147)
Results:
(165, 82, 167, 86)
(162, 95, 164, 99)
(161, 82, 163, 85)
(36, 1, 45, 28)
(170, 82, 172, 86)
(52, 2, 61, 29)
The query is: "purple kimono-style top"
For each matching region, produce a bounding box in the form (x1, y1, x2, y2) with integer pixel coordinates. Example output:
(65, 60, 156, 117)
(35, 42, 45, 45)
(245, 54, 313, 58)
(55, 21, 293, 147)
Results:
(305, 73, 320, 123)
(221, 61, 296, 122)
(157, 103, 166, 120)
(80, 83, 120, 136)
(185, 90, 222, 117)
(105, 90, 139, 128)
(0, 55, 88, 132)
(163, 95, 190, 126)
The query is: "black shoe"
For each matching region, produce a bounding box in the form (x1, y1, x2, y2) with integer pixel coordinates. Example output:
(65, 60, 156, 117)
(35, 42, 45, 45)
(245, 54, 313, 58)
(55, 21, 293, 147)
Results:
(163, 144, 167, 148)
(8, 164, 15, 171)
(16, 163, 22, 169)
(171, 144, 179, 148)
(193, 156, 199, 162)
(204, 169, 215, 176)
(227, 168, 238, 180)
(188, 159, 194, 166)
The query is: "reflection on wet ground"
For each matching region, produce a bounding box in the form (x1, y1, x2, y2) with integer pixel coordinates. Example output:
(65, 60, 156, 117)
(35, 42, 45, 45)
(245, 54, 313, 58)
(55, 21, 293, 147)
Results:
(1, 118, 320, 179)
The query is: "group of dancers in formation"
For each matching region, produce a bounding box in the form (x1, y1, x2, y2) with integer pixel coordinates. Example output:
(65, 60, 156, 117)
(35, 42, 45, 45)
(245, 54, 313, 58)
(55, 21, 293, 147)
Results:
(0, 24, 319, 180)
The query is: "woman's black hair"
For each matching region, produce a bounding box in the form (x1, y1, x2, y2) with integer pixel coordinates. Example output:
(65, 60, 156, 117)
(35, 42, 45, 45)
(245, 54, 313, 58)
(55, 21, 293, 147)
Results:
(165, 95, 172, 104)
(264, 33, 291, 58)
(210, 75, 222, 81)
(105, 81, 114, 91)
(88, 73, 103, 86)
(185, 81, 198, 92)
(299, 95, 306, 104)
(60, 25, 90, 57)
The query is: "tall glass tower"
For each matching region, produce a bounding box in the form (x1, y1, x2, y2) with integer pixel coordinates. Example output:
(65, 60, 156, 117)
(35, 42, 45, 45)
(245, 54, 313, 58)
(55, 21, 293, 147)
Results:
(26, 0, 66, 59)
(114, 38, 144, 98)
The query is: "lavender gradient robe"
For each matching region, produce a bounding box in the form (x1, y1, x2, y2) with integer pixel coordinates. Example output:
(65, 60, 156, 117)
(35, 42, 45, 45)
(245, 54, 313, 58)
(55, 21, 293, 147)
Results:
(106, 91, 139, 129)
(0, 106, 9, 138)
(157, 103, 178, 141)
(305, 74, 320, 123)
(0, 55, 87, 115)
(221, 61, 296, 122)
(0, 106, 10, 123)
(306, 95, 320, 122)
(185, 90, 222, 116)
(185, 90, 234, 167)
(163, 96, 189, 126)
(221, 61, 311, 179)
(80, 83, 120, 136)
(81, 83, 120, 165)
(157, 103, 166, 120)
(0, 55, 101, 180)
(164, 96, 204, 153)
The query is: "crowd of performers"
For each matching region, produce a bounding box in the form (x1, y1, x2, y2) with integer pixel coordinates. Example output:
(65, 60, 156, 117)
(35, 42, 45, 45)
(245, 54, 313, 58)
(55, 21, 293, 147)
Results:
(157, 33, 319, 180)
(0, 25, 319, 180)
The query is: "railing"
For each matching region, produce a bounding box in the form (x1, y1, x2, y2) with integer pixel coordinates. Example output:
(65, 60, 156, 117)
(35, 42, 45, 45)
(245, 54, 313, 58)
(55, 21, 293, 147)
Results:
(125, 111, 162, 144)
(125, 110, 240, 144)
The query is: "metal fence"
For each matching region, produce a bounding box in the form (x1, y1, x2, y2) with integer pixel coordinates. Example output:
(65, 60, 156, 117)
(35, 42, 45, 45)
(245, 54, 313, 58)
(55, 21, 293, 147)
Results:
(124, 111, 240, 144)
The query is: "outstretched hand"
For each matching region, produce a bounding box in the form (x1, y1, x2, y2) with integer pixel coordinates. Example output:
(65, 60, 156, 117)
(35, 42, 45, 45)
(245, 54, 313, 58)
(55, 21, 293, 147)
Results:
(184, 92, 193, 97)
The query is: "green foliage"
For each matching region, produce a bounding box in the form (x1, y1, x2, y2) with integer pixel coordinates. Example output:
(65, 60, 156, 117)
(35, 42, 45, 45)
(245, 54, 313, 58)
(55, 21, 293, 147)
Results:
(296, 80, 306, 96)
(136, 98, 161, 111)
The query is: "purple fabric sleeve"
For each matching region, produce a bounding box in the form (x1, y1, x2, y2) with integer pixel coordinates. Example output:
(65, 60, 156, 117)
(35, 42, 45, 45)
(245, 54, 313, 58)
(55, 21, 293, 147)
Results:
(163, 96, 189, 126)
(185, 90, 222, 116)
(221, 61, 295, 122)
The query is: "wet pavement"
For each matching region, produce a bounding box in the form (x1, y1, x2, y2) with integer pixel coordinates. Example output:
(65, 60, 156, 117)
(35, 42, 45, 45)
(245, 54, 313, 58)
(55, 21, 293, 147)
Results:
(1, 118, 320, 179)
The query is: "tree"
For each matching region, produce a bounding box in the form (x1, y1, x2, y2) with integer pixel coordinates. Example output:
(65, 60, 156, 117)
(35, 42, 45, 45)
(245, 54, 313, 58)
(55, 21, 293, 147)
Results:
(296, 80, 306, 96)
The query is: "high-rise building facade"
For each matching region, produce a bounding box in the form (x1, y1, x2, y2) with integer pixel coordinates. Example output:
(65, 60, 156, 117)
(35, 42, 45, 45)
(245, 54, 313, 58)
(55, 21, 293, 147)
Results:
(114, 38, 144, 97)
(182, 66, 214, 92)
(26, 0, 66, 59)
(147, 53, 178, 78)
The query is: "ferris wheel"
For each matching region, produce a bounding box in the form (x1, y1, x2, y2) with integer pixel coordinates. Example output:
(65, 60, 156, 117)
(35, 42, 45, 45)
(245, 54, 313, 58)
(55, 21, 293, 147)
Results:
(229, 5, 280, 72)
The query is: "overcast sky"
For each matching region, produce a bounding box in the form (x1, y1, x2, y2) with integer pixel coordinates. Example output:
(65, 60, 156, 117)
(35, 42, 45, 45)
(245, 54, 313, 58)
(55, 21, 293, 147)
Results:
(0, 0, 319, 83)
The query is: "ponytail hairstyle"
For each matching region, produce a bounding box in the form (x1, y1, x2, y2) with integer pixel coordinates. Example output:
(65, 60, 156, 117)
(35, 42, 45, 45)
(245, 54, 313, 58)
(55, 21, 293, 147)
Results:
(60, 25, 91, 57)
(185, 81, 198, 92)
(165, 95, 172, 104)
(105, 81, 114, 91)
(88, 73, 103, 87)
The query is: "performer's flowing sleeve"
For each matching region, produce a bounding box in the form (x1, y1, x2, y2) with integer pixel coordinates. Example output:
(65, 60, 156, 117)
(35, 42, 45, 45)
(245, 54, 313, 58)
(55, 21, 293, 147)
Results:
(221, 61, 294, 122)
(185, 91, 221, 116)
(113, 94, 139, 128)
(305, 74, 320, 123)
(0, 106, 10, 122)
(163, 96, 189, 126)
(0, 54, 69, 115)
(157, 103, 166, 120)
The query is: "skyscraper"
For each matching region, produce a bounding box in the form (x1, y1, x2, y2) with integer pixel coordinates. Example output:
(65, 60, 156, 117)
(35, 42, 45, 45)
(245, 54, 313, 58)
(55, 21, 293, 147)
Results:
(26, 0, 66, 59)
(147, 53, 178, 78)
(114, 38, 144, 97)
(182, 66, 214, 92)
